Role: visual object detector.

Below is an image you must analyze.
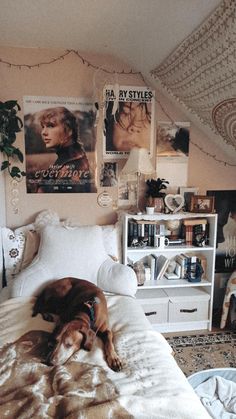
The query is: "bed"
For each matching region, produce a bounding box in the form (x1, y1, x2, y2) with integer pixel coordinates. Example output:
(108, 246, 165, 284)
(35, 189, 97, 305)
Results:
(0, 210, 210, 418)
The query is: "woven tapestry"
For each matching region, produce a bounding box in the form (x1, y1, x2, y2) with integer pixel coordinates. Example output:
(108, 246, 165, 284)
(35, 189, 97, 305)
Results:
(151, 0, 236, 150)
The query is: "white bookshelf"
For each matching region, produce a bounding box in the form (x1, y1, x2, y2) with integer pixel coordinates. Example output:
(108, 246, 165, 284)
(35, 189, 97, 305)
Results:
(122, 212, 217, 332)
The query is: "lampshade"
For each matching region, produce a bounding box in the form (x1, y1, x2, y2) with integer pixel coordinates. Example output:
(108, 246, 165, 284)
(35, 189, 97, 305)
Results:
(121, 148, 155, 175)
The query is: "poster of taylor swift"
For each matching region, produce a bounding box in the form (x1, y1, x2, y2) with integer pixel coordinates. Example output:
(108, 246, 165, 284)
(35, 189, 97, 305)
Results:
(23, 96, 97, 193)
(207, 190, 236, 273)
(103, 85, 155, 159)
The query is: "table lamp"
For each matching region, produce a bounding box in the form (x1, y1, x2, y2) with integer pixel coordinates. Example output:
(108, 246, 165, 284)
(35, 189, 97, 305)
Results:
(121, 147, 155, 214)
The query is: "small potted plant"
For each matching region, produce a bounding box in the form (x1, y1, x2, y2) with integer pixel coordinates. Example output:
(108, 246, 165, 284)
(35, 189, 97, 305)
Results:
(146, 177, 169, 213)
(0, 100, 25, 179)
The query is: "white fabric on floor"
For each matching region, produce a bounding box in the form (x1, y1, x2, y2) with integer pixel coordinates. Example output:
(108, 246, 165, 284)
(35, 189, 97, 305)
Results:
(195, 375, 236, 418)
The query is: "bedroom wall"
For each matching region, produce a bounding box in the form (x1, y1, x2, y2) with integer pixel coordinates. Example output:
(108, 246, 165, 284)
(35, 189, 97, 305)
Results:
(0, 45, 235, 228)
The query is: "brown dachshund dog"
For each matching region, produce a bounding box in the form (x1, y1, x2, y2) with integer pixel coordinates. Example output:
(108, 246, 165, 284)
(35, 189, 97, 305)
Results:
(32, 277, 122, 371)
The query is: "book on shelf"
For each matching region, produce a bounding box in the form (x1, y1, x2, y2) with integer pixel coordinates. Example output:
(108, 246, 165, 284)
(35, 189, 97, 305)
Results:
(146, 254, 169, 281)
(155, 255, 169, 280)
(175, 252, 206, 282)
(192, 223, 208, 246)
(128, 219, 164, 247)
(175, 254, 188, 278)
(182, 218, 208, 246)
(144, 264, 151, 282)
(147, 254, 156, 281)
(185, 225, 193, 245)
(183, 218, 208, 226)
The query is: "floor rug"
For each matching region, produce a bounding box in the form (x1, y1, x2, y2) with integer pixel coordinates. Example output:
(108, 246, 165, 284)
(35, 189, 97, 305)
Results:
(166, 331, 236, 377)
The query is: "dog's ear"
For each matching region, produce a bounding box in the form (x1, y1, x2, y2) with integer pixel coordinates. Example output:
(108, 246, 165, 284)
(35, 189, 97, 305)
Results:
(82, 328, 96, 351)
(32, 291, 45, 317)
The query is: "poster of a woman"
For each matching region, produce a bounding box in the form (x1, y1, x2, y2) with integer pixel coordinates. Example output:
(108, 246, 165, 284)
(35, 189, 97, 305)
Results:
(103, 86, 155, 158)
(24, 96, 97, 193)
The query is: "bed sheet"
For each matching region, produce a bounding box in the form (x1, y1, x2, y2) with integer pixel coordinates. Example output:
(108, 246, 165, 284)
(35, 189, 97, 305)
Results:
(0, 293, 210, 418)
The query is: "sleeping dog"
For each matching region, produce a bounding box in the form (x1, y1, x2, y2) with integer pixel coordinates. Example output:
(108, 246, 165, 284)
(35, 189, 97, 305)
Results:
(32, 277, 122, 371)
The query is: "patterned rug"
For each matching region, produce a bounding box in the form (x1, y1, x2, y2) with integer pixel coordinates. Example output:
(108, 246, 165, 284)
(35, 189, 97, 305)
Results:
(166, 331, 236, 377)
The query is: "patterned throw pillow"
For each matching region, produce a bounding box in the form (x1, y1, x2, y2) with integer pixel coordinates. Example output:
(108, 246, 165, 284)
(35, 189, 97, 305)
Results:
(1, 227, 27, 286)
(1, 222, 38, 286)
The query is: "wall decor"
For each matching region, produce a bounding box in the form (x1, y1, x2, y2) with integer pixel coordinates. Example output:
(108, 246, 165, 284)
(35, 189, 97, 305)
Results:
(207, 190, 236, 273)
(103, 85, 155, 159)
(164, 194, 185, 213)
(100, 162, 118, 187)
(0, 49, 234, 167)
(97, 191, 113, 208)
(151, 0, 236, 150)
(23, 96, 97, 193)
(118, 175, 137, 208)
(157, 121, 190, 159)
(179, 187, 199, 211)
(190, 195, 215, 214)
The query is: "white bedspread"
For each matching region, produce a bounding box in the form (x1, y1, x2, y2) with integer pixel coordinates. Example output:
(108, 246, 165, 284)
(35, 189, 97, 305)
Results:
(0, 294, 210, 418)
(195, 376, 236, 418)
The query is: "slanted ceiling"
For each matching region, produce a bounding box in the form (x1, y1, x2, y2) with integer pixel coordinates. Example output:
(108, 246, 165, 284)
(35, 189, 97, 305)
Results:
(151, 0, 236, 152)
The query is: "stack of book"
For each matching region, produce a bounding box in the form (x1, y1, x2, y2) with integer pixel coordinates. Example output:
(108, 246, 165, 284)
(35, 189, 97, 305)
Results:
(175, 253, 207, 282)
(182, 218, 208, 246)
(127, 219, 165, 247)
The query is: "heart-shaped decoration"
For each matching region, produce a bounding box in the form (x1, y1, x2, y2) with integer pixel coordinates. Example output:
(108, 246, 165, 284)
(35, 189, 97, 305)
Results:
(164, 194, 185, 213)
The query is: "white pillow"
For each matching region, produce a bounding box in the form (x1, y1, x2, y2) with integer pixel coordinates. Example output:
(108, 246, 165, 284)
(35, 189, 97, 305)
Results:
(64, 218, 122, 262)
(98, 258, 137, 297)
(101, 223, 122, 262)
(11, 224, 108, 297)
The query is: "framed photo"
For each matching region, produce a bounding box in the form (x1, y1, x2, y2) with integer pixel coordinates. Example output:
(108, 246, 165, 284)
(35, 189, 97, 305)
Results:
(207, 190, 236, 273)
(190, 195, 215, 213)
(179, 187, 199, 211)
(118, 175, 137, 207)
(100, 162, 118, 187)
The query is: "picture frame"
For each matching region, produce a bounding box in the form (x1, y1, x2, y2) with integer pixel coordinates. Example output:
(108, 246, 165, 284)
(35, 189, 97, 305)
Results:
(157, 121, 190, 158)
(100, 162, 118, 187)
(190, 195, 215, 213)
(179, 187, 199, 211)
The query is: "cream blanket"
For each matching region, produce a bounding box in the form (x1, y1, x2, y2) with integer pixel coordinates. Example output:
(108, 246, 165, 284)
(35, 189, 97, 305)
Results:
(0, 294, 210, 418)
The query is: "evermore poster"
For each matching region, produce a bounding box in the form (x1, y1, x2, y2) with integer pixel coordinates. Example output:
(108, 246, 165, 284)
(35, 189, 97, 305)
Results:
(24, 96, 97, 193)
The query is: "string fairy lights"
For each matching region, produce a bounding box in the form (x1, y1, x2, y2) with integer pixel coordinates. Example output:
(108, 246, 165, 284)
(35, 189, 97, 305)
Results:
(0, 49, 235, 167)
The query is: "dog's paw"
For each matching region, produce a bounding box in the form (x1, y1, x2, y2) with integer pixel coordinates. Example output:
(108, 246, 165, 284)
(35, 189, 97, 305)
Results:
(107, 352, 122, 372)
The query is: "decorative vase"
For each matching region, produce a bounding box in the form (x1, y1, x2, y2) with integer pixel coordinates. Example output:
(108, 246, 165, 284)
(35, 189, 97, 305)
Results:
(146, 206, 155, 214)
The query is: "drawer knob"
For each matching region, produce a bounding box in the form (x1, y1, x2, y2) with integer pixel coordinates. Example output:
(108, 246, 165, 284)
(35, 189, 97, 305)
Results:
(180, 308, 197, 313)
(145, 311, 157, 316)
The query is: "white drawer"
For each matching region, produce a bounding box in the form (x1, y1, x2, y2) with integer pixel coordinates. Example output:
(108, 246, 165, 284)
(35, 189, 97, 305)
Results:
(165, 288, 210, 323)
(137, 289, 169, 324)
